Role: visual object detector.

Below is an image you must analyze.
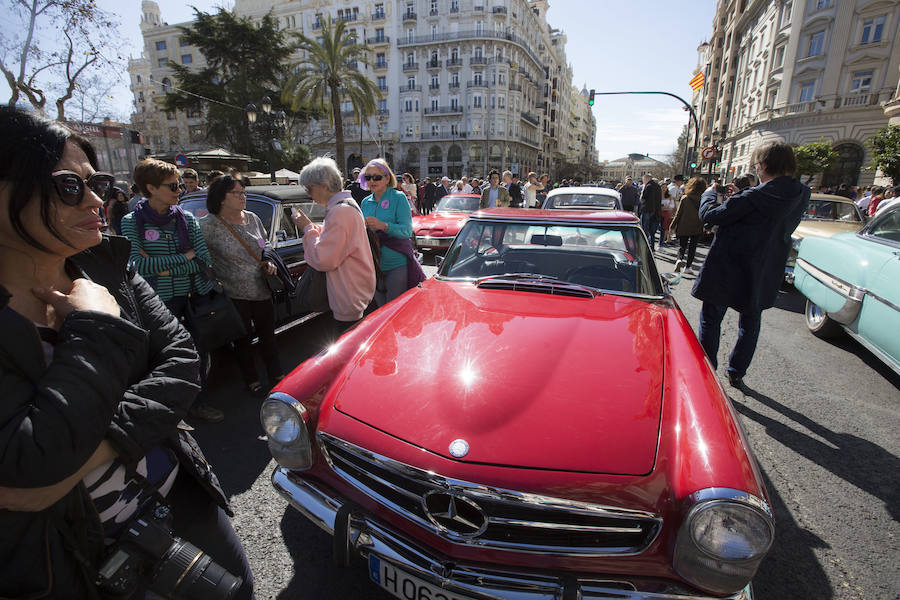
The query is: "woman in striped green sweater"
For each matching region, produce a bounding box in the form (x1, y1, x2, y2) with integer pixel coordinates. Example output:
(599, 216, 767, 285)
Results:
(120, 158, 223, 422)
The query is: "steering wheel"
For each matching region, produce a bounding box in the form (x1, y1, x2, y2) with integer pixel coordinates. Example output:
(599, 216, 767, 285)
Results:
(479, 246, 500, 257)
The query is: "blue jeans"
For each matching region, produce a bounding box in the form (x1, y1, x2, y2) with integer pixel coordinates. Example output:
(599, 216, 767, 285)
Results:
(640, 213, 660, 251)
(375, 264, 408, 307)
(698, 302, 762, 379)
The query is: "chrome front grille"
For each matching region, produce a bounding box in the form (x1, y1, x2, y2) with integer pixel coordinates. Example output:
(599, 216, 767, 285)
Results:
(318, 433, 662, 556)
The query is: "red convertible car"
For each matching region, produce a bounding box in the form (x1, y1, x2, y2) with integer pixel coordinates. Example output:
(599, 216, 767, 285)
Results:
(412, 193, 481, 250)
(262, 209, 774, 600)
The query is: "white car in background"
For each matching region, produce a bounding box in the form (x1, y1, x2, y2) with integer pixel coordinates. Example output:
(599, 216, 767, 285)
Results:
(542, 186, 622, 210)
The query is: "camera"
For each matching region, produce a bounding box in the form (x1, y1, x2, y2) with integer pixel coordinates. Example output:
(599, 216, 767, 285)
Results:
(96, 503, 242, 600)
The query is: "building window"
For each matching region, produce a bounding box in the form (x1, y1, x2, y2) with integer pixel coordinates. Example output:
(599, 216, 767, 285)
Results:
(860, 16, 885, 44)
(181, 54, 192, 64)
(850, 70, 873, 94)
(136, 75, 142, 83)
(450, 97, 458, 110)
(431, 98, 439, 110)
(473, 95, 482, 108)
(374, 3, 385, 19)
(407, 28, 414, 42)
(155, 40, 167, 51)
(773, 45, 785, 68)
(407, 76, 416, 87)
(474, 71, 483, 85)
(476, 20, 483, 34)
(378, 99, 387, 111)
(377, 76, 386, 91)
(807, 31, 825, 57)
(451, 47, 459, 61)
(158, 57, 168, 67)
(405, 99, 413, 112)
(375, 28, 385, 42)
(431, 124, 439, 136)
(430, 0, 438, 13)
(814, 0, 831, 9)
(799, 80, 815, 102)
(376, 53, 386, 67)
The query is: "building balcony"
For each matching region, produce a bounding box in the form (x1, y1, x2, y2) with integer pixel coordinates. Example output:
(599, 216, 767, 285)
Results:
(399, 84, 423, 93)
(396, 30, 543, 71)
(374, 61, 388, 70)
(429, 83, 441, 91)
(508, 83, 522, 92)
(426, 59, 442, 70)
(403, 11, 417, 22)
(520, 112, 540, 127)
(492, 6, 508, 15)
(469, 56, 488, 65)
(446, 58, 464, 68)
(312, 21, 323, 30)
(376, 108, 390, 116)
(371, 10, 386, 21)
(366, 36, 390, 46)
(450, 5, 460, 13)
(337, 14, 358, 23)
(474, 5, 485, 11)
(449, 81, 460, 89)
(402, 61, 419, 72)
(424, 105, 464, 115)
(467, 80, 488, 88)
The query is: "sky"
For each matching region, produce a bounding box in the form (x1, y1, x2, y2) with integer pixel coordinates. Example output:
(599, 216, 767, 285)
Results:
(1, 0, 715, 162)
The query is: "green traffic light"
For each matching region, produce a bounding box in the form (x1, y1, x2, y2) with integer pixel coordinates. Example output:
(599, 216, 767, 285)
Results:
(588, 100, 594, 106)
(690, 162, 698, 168)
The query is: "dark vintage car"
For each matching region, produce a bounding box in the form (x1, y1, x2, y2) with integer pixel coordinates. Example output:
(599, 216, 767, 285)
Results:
(261, 208, 774, 600)
(180, 185, 326, 332)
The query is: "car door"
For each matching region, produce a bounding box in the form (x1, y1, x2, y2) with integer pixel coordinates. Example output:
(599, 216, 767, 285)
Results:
(855, 206, 900, 369)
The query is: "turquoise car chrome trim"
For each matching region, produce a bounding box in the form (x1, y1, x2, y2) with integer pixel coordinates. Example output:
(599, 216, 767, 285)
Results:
(795, 259, 864, 324)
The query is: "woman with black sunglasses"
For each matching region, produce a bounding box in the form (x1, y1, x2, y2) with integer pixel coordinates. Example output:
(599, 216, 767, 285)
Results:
(0, 106, 254, 599)
(119, 158, 223, 422)
(357, 158, 425, 305)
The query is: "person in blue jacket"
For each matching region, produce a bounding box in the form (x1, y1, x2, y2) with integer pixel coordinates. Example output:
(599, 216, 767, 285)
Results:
(358, 158, 425, 305)
(691, 141, 810, 388)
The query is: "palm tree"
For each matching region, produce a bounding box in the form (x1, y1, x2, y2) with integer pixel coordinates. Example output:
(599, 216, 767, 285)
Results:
(283, 18, 381, 172)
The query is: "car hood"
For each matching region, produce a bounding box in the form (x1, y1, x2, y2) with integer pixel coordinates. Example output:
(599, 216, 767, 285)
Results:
(334, 281, 665, 475)
(413, 212, 471, 232)
(794, 220, 862, 239)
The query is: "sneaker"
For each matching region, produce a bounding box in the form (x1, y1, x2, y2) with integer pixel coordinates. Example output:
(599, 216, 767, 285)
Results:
(674, 259, 686, 273)
(727, 372, 744, 389)
(189, 404, 225, 423)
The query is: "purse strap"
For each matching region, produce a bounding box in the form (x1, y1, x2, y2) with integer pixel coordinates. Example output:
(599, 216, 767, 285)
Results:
(215, 214, 266, 267)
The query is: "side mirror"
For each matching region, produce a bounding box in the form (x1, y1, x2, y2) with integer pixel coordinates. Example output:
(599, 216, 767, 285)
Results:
(276, 230, 287, 242)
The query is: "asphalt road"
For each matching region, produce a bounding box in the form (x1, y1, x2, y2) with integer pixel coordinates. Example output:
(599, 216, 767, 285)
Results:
(190, 247, 900, 600)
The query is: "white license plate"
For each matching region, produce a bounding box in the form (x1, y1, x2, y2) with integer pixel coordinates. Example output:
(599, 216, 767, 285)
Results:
(369, 555, 472, 600)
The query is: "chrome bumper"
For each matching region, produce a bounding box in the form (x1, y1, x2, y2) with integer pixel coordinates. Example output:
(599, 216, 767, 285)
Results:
(271, 467, 753, 600)
(795, 259, 864, 324)
(415, 236, 453, 248)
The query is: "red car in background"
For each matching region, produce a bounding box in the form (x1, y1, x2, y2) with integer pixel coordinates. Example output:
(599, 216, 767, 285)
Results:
(262, 209, 774, 600)
(412, 193, 481, 251)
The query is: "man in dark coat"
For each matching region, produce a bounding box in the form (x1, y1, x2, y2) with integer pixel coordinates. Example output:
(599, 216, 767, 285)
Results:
(347, 167, 368, 202)
(639, 174, 662, 251)
(619, 176, 639, 213)
(692, 141, 810, 388)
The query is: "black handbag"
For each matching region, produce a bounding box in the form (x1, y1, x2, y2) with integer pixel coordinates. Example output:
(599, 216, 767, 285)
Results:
(183, 269, 247, 352)
(216, 214, 288, 295)
(295, 265, 329, 313)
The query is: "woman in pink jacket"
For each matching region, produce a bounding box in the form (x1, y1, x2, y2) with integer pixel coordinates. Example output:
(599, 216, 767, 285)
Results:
(291, 157, 376, 337)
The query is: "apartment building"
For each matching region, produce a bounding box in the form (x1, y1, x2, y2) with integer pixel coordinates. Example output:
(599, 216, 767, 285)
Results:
(690, 0, 899, 187)
(128, 0, 596, 179)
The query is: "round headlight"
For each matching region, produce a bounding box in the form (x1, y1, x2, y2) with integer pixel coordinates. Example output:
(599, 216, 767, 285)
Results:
(690, 501, 773, 561)
(261, 398, 303, 444)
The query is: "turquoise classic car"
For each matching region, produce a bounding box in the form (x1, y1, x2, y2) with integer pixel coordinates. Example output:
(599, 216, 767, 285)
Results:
(793, 202, 900, 374)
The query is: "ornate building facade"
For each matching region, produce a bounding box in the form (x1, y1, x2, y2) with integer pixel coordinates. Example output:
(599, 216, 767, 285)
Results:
(689, 0, 899, 186)
(128, 0, 597, 179)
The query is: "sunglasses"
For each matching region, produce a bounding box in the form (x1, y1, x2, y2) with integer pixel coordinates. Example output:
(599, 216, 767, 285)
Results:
(51, 171, 116, 206)
(363, 174, 384, 182)
(159, 181, 182, 192)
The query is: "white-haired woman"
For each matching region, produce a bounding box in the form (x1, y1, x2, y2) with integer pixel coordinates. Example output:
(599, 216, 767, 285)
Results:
(291, 157, 376, 336)
(356, 158, 424, 305)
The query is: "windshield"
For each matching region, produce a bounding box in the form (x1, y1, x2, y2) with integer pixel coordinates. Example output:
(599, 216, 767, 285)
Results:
(440, 220, 662, 296)
(435, 195, 480, 212)
(180, 197, 276, 236)
(546, 193, 619, 209)
(803, 199, 862, 223)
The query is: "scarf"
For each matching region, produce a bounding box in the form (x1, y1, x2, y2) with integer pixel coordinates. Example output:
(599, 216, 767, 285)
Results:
(376, 231, 426, 290)
(134, 198, 191, 252)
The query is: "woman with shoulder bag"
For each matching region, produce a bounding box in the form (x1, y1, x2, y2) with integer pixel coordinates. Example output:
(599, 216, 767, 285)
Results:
(292, 157, 376, 340)
(199, 175, 283, 396)
(0, 106, 254, 599)
(120, 158, 223, 423)
(671, 177, 707, 274)
(357, 158, 425, 306)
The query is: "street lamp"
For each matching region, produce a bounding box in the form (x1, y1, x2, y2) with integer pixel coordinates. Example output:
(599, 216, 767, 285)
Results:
(246, 96, 287, 183)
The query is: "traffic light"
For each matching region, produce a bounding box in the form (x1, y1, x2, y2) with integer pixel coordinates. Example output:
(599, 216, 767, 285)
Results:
(588, 89, 595, 106)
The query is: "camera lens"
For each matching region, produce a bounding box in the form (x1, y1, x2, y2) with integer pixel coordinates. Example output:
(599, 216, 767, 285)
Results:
(153, 539, 242, 600)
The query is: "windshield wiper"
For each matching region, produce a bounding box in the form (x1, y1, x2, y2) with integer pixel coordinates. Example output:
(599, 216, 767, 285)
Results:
(476, 273, 601, 296)
(477, 273, 560, 281)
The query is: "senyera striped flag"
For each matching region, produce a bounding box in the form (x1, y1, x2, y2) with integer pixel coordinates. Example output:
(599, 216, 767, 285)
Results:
(689, 72, 705, 91)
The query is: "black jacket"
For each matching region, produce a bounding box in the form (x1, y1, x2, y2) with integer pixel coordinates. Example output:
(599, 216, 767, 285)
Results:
(620, 185, 639, 211)
(0, 235, 229, 599)
(691, 177, 810, 314)
(508, 182, 523, 207)
(639, 180, 662, 215)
